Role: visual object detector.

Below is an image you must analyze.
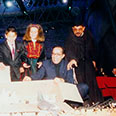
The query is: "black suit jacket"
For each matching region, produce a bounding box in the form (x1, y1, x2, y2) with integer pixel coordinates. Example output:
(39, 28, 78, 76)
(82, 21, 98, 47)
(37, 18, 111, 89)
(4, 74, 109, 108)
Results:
(0, 40, 27, 81)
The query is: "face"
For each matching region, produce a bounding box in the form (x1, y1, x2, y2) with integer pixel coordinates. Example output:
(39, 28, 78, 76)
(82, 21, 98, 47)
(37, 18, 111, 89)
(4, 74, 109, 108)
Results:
(112, 68, 116, 75)
(29, 27, 38, 40)
(72, 25, 85, 37)
(5, 31, 17, 43)
(52, 47, 65, 64)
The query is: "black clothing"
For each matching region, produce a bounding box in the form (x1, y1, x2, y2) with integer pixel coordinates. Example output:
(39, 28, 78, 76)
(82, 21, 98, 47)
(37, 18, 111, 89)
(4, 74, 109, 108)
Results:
(0, 40, 27, 81)
(65, 28, 103, 103)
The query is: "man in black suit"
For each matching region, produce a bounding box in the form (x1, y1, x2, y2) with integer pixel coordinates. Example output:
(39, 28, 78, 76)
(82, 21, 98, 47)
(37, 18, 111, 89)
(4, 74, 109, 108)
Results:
(0, 26, 27, 81)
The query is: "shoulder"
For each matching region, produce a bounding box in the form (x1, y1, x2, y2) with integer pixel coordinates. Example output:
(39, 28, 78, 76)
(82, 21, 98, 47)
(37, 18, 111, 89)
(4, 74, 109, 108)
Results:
(60, 59, 68, 68)
(0, 39, 5, 44)
(62, 59, 68, 64)
(0, 40, 6, 47)
(42, 59, 52, 66)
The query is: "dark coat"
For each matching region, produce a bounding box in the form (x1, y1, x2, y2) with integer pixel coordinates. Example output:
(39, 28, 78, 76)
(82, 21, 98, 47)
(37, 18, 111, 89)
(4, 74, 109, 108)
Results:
(31, 59, 74, 84)
(0, 40, 27, 81)
(65, 29, 103, 103)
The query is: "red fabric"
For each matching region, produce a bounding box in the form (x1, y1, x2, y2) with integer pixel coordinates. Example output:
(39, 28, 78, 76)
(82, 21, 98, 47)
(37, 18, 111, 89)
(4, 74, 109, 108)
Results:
(26, 42, 42, 58)
(96, 76, 116, 100)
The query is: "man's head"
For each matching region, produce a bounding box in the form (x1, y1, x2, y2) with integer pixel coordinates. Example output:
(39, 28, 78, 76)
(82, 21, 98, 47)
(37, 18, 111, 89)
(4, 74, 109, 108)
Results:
(52, 46, 65, 64)
(5, 26, 17, 43)
(72, 25, 85, 37)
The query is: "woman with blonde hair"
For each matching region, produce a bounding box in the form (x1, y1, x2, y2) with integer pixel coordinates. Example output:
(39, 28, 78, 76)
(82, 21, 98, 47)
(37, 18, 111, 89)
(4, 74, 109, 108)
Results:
(23, 24, 45, 76)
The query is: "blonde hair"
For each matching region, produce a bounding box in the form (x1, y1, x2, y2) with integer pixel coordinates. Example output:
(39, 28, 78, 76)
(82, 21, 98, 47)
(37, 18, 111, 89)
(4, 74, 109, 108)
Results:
(23, 24, 45, 42)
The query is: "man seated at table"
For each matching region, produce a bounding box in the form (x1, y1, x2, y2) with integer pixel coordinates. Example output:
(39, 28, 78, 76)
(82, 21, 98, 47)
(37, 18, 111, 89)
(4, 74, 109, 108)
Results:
(23, 46, 89, 103)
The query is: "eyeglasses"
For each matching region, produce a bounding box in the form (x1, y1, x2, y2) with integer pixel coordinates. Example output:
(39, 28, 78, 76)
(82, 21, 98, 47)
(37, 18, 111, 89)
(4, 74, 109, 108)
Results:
(52, 53, 63, 56)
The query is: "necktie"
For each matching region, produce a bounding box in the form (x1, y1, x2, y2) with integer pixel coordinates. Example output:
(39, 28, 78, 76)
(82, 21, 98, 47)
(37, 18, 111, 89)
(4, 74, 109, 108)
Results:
(11, 44, 15, 60)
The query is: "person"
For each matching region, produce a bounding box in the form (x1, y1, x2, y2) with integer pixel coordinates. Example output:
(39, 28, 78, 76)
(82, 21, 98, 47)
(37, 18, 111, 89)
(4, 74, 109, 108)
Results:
(64, 23, 103, 103)
(23, 24, 45, 76)
(23, 46, 89, 101)
(111, 68, 116, 77)
(0, 26, 27, 81)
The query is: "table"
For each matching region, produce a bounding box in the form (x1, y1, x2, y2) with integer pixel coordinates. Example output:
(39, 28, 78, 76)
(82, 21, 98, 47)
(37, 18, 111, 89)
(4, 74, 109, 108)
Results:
(96, 76, 116, 100)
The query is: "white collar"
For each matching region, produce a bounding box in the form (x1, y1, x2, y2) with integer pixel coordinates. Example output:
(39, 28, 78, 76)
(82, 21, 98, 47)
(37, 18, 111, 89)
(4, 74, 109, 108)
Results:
(32, 39, 37, 43)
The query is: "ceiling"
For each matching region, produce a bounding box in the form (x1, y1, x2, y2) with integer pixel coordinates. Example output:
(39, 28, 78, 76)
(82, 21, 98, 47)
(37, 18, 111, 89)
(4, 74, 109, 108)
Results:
(0, 0, 79, 34)
(0, 0, 70, 15)
(0, 0, 116, 37)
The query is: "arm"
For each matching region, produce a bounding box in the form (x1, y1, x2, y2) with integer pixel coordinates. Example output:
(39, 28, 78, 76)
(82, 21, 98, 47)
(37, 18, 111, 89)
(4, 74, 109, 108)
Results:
(37, 43, 46, 68)
(37, 43, 46, 61)
(31, 65, 46, 80)
(65, 69, 74, 84)
(0, 44, 5, 63)
(23, 65, 46, 81)
(0, 45, 7, 68)
(20, 41, 28, 63)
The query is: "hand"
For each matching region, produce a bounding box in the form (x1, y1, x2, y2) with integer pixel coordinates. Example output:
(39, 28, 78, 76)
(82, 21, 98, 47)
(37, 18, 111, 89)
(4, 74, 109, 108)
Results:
(19, 67, 24, 73)
(54, 77, 65, 83)
(67, 59, 78, 70)
(92, 61, 96, 68)
(23, 63, 30, 68)
(37, 62, 42, 68)
(0, 62, 6, 70)
(23, 76, 32, 81)
(92, 61, 97, 71)
(112, 68, 116, 76)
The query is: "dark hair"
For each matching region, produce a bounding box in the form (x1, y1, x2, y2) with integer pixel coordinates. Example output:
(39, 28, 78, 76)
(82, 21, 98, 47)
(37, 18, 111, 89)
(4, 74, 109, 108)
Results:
(5, 26, 17, 35)
(52, 46, 65, 54)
